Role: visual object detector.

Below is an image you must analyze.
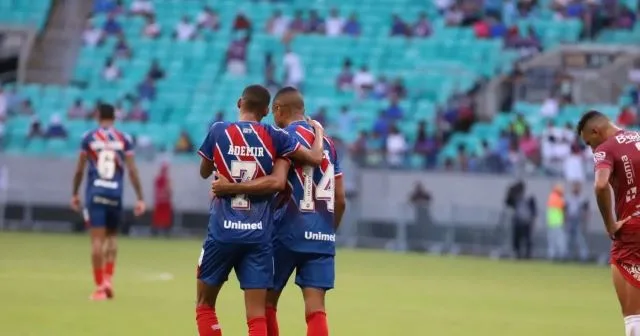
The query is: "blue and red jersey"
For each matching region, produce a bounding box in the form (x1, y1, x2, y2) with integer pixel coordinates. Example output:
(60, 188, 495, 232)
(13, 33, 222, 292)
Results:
(198, 121, 301, 244)
(275, 120, 342, 255)
(81, 127, 134, 205)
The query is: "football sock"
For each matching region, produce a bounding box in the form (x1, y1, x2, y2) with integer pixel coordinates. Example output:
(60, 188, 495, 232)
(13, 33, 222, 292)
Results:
(265, 306, 279, 336)
(306, 311, 328, 336)
(105, 261, 115, 279)
(93, 267, 103, 287)
(247, 317, 267, 336)
(196, 305, 222, 336)
(625, 315, 640, 336)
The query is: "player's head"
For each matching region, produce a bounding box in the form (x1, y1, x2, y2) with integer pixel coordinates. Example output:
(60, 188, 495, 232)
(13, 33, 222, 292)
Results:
(96, 103, 116, 124)
(577, 110, 616, 150)
(272, 86, 304, 128)
(237, 84, 271, 120)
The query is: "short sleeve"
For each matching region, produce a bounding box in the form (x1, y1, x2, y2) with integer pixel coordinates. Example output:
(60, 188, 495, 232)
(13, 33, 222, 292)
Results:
(593, 143, 614, 170)
(80, 131, 91, 153)
(198, 122, 223, 161)
(123, 133, 134, 156)
(270, 125, 300, 157)
(329, 139, 342, 177)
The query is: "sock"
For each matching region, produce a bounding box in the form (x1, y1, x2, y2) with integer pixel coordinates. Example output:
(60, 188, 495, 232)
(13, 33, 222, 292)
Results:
(196, 305, 222, 336)
(105, 261, 115, 280)
(265, 307, 279, 336)
(306, 311, 328, 336)
(247, 317, 267, 336)
(625, 315, 640, 336)
(93, 267, 103, 287)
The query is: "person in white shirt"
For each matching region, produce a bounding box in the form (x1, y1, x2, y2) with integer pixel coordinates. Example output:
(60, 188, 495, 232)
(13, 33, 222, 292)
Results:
(386, 125, 408, 167)
(130, 0, 154, 16)
(197, 6, 220, 31)
(325, 8, 344, 36)
(283, 48, 304, 88)
(83, 23, 103, 46)
(563, 144, 586, 182)
(174, 16, 196, 41)
(143, 15, 161, 38)
(102, 58, 120, 82)
(353, 65, 375, 97)
(265, 10, 289, 37)
(540, 95, 559, 118)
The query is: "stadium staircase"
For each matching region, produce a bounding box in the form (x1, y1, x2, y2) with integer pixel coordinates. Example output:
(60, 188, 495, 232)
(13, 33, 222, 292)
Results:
(25, 0, 91, 84)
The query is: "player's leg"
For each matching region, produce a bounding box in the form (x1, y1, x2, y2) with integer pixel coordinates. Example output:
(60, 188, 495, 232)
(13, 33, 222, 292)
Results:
(296, 254, 335, 336)
(236, 243, 275, 336)
(265, 243, 298, 336)
(196, 240, 235, 336)
(84, 206, 108, 300)
(102, 206, 121, 298)
(611, 262, 640, 335)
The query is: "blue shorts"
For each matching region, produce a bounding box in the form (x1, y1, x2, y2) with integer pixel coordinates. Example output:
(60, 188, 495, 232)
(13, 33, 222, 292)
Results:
(198, 238, 273, 290)
(83, 203, 122, 232)
(272, 243, 335, 291)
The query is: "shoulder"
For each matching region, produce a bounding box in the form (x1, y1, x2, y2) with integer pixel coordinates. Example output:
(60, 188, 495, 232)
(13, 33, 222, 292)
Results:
(81, 129, 95, 141)
(268, 124, 291, 136)
(209, 121, 228, 134)
(115, 129, 133, 143)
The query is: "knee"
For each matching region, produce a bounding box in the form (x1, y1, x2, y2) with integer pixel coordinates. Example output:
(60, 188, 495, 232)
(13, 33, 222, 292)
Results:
(91, 240, 103, 256)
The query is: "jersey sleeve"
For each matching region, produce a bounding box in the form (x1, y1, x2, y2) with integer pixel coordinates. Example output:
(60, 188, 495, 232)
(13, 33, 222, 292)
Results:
(593, 142, 614, 170)
(80, 131, 91, 153)
(270, 125, 301, 158)
(329, 138, 342, 177)
(123, 133, 134, 156)
(198, 122, 223, 161)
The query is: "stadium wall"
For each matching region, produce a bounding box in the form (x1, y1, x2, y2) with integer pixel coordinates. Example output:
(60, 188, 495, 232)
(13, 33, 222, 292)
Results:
(1, 155, 606, 234)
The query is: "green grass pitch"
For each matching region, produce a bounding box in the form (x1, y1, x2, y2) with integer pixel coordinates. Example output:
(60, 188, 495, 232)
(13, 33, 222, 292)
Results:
(0, 232, 622, 335)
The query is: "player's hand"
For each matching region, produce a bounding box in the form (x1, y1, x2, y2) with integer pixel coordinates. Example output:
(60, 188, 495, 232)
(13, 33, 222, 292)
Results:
(211, 172, 232, 196)
(70, 195, 81, 212)
(610, 216, 632, 239)
(307, 118, 324, 132)
(134, 200, 146, 217)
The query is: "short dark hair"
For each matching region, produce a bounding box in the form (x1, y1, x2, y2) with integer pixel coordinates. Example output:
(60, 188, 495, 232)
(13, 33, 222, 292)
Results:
(576, 110, 606, 135)
(241, 85, 271, 112)
(273, 86, 299, 101)
(97, 103, 115, 121)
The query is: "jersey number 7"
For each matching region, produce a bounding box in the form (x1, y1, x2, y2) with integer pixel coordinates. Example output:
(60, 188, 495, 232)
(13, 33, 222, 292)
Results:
(229, 160, 258, 210)
(299, 151, 335, 213)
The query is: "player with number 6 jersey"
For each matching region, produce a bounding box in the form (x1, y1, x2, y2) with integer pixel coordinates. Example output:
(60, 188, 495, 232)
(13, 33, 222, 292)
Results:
(195, 85, 325, 336)
(71, 103, 146, 301)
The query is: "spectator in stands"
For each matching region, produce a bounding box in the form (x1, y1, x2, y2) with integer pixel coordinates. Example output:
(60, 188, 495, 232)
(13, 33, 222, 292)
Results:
(539, 94, 559, 118)
(27, 116, 43, 139)
(489, 17, 507, 39)
(233, 11, 252, 31)
(519, 127, 540, 166)
(617, 105, 638, 127)
(147, 59, 165, 81)
(266, 10, 289, 37)
(94, 0, 117, 14)
(68, 99, 87, 119)
(102, 12, 122, 36)
(197, 6, 220, 31)
(445, 4, 464, 26)
(325, 8, 344, 37)
(343, 13, 361, 36)
(137, 76, 156, 101)
(472, 17, 491, 38)
(130, 0, 154, 16)
(372, 76, 389, 99)
(390, 77, 407, 99)
(102, 57, 121, 82)
(365, 131, 385, 166)
(83, 22, 103, 46)
(114, 34, 133, 59)
(114, 100, 125, 120)
(283, 47, 304, 89)
(336, 59, 354, 92)
(511, 114, 528, 137)
(226, 35, 248, 75)
(289, 10, 306, 34)
(353, 65, 375, 98)
(312, 107, 327, 126)
(143, 15, 161, 39)
(337, 105, 355, 135)
(384, 96, 404, 120)
(479, 139, 503, 172)
(413, 12, 432, 37)
(18, 99, 35, 116)
(563, 143, 586, 182)
(174, 16, 197, 41)
(386, 125, 408, 167)
(307, 10, 325, 34)
(127, 100, 148, 122)
(373, 110, 390, 136)
(5, 87, 22, 115)
(390, 14, 410, 36)
(174, 130, 194, 153)
(45, 115, 68, 139)
(414, 121, 438, 168)
(506, 138, 525, 174)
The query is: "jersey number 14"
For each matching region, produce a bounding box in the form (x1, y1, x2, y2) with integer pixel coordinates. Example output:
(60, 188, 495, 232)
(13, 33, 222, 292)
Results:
(300, 151, 335, 212)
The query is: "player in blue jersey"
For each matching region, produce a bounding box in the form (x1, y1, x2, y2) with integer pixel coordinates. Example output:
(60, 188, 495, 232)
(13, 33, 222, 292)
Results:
(70, 103, 146, 301)
(211, 87, 347, 336)
(195, 85, 326, 336)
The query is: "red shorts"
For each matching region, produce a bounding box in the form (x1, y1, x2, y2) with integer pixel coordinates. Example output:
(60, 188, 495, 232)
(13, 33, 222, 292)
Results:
(611, 222, 640, 288)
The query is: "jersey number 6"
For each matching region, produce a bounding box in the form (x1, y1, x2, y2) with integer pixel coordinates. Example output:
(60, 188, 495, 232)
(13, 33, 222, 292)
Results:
(97, 150, 116, 180)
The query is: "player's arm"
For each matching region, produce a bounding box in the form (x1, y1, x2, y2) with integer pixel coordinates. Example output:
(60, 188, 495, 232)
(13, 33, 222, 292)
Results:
(334, 175, 347, 229)
(70, 151, 87, 211)
(198, 123, 219, 179)
(212, 158, 290, 196)
(287, 120, 325, 166)
(594, 167, 617, 236)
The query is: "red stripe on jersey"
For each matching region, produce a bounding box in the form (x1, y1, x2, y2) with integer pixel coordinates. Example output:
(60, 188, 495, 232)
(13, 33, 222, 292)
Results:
(250, 124, 275, 159)
(94, 129, 107, 142)
(213, 144, 233, 181)
(296, 126, 315, 147)
(226, 125, 266, 178)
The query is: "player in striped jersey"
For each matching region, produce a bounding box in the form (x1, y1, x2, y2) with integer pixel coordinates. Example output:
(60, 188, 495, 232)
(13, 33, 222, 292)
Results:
(195, 85, 325, 336)
(211, 87, 346, 336)
(70, 103, 146, 301)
